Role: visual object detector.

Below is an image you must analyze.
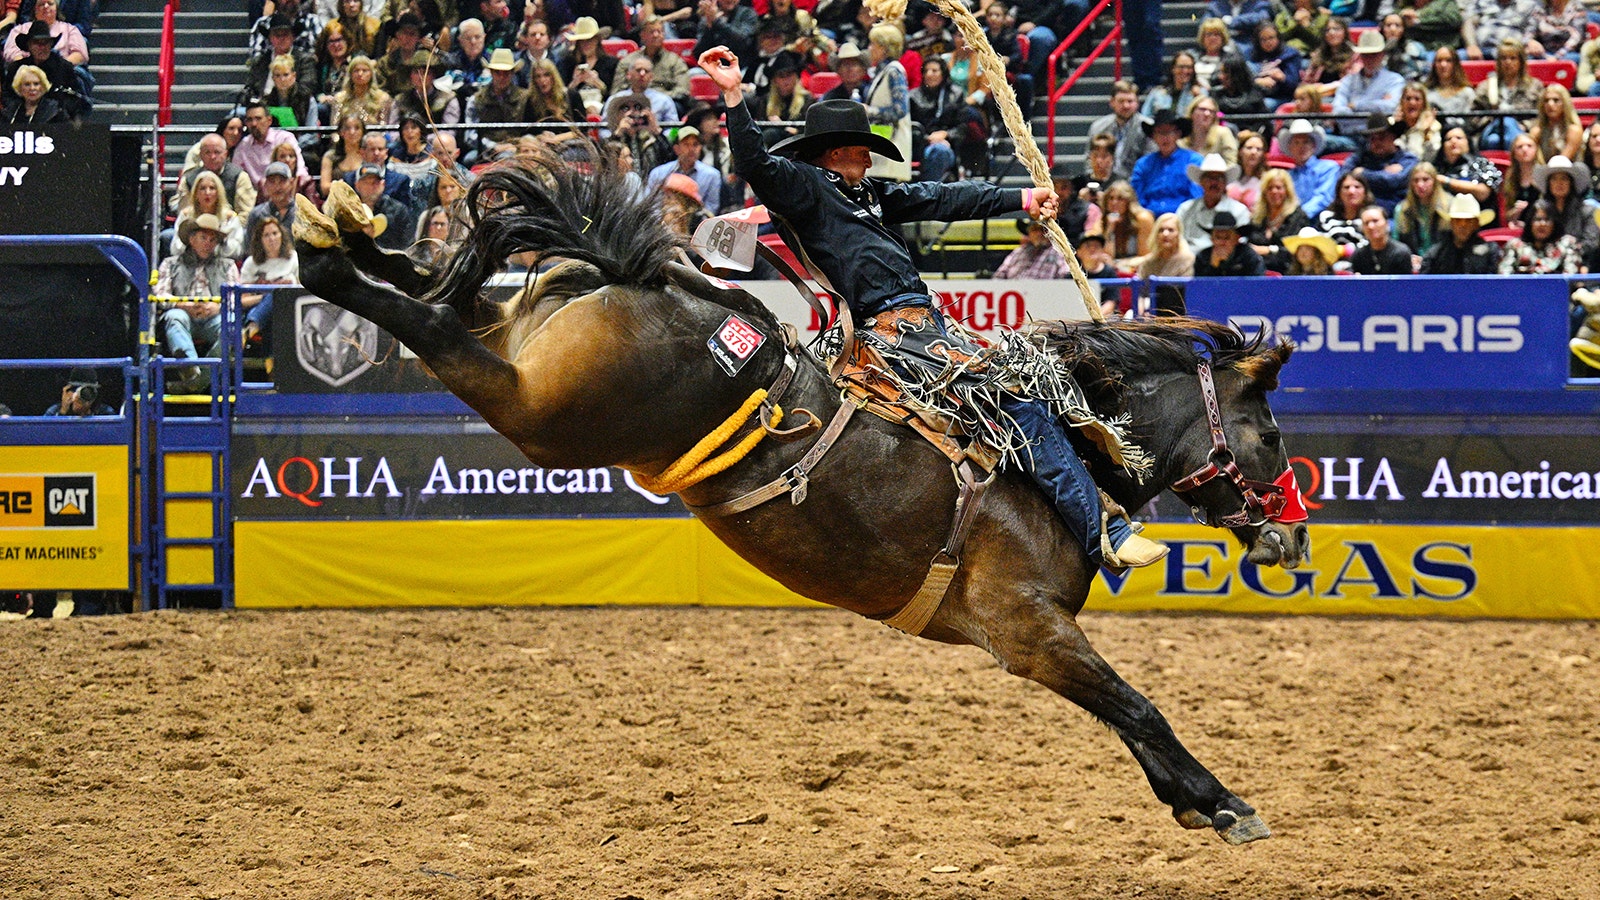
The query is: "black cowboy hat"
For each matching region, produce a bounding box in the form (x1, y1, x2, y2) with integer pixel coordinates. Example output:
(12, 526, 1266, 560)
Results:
(1203, 210, 1243, 232)
(1359, 112, 1407, 138)
(12, 19, 54, 53)
(267, 12, 296, 34)
(770, 99, 904, 162)
(1142, 108, 1191, 138)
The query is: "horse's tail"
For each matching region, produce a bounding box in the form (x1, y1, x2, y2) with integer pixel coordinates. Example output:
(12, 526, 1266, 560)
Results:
(423, 150, 684, 308)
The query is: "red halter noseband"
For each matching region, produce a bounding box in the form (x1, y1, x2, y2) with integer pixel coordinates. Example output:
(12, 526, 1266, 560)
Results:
(1169, 362, 1308, 529)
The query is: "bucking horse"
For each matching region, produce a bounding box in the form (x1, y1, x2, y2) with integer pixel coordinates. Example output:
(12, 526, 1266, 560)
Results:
(291, 157, 1311, 845)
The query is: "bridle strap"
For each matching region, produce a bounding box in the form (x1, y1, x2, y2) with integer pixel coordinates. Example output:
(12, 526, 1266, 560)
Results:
(1169, 361, 1288, 529)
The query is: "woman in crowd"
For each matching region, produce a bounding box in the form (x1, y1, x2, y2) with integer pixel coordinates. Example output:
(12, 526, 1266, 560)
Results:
(1249, 168, 1311, 272)
(1530, 0, 1587, 61)
(1394, 161, 1452, 257)
(1395, 81, 1440, 161)
(170, 170, 246, 261)
(1318, 171, 1374, 252)
(1143, 51, 1208, 119)
(1192, 18, 1231, 88)
(1282, 226, 1339, 275)
(1379, 13, 1427, 82)
(1228, 130, 1268, 208)
(557, 17, 618, 110)
(980, 2, 1030, 112)
(942, 29, 995, 175)
(238, 216, 297, 350)
(263, 54, 319, 128)
(270, 140, 314, 201)
(864, 23, 913, 181)
(1425, 46, 1475, 130)
(329, 0, 380, 58)
(316, 21, 354, 99)
(1473, 37, 1545, 151)
(388, 112, 433, 176)
(1580, 121, 1600, 194)
(525, 59, 581, 122)
(319, 114, 366, 199)
(409, 205, 467, 269)
(1303, 17, 1354, 89)
(1502, 131, 1543, 225)
(1183, 95, 1239, 164)
(1534, 154, 1600, 255)
(1273, 0, 1328, 57)
(766, 57, 814, 123)
(1213, 52, 1266, 116)
(1499, 200, 1582, 274)
(1434, 126, 1502, 214)
(331, 55, 392, 126)
(1245, 21, 1302, 109)
(1529, 83, 1584, 163)
(1136, 213, 1195, 313)
(2, 65, 66, 123)
(1102, 180, 1156, 269)
(909, 56, 963, 183)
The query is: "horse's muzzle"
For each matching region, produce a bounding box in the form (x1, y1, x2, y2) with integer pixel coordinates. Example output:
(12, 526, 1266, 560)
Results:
(1244, 520, 1312, 569)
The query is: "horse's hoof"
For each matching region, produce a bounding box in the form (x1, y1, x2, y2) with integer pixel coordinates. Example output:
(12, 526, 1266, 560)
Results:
(1213, 809, 1271, 845)
(324, 179, 377, 235)
(293, 194, 341, 249)
(1175, 808, 1212, 830)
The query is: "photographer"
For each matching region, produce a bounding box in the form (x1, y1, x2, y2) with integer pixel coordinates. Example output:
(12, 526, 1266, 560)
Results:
(607, 96, 671, 173)
(43, 368, 114, 417)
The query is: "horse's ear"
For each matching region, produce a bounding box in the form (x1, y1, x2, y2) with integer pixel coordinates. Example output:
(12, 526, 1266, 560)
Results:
(1235, 342, 1293, 393)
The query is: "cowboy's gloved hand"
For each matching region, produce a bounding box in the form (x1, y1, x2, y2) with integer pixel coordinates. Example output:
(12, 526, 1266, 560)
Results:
(1026, 187, 1059, 222)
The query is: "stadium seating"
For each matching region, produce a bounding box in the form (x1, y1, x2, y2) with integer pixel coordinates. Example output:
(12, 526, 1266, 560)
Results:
(690, 73, 719, 101)
(664, 38, 697, 66)
(808, 70, 842, 96)
(1462, 59, 1577, 90)
(1575, 96, 1600, 125)
(603, 38, 639, 57)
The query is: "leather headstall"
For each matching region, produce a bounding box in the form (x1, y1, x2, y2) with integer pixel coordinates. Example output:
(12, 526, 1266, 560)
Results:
(1169, 361, 1289, 528)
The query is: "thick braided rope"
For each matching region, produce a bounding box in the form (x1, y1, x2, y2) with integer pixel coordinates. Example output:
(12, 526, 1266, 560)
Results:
(632, 389, 782, 495)
(863, 0, 1104, 322)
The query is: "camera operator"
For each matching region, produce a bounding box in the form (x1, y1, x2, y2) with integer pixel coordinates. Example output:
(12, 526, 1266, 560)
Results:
(43, 368, 114, 417)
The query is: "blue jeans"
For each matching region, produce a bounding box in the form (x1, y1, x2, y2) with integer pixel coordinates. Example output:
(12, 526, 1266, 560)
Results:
(1023, 25, 1058, 80)
(1001, 394, 1107, 566)
(921, 141, 957, 182)
(1478, 116, 1525, 151)
(161, 308, 221, 360)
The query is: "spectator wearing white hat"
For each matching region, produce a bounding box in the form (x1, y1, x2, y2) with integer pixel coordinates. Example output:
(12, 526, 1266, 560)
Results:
(1420, 193, 1500, 273)
(1177, 153, 1252, 252)
(1332, 29, 1406, 135)
(1277, 117, 1339, 217)
(155, 213, 241, 391)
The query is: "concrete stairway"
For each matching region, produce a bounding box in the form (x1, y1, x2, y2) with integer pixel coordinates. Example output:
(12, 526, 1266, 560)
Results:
(91, 0, 253, 165)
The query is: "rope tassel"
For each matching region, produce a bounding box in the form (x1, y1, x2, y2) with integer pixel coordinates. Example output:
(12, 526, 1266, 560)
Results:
(633, 390, 783, 495)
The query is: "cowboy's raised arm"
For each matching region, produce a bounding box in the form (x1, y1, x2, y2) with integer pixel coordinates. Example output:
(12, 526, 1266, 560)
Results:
(699, 47, 819, 217)
(878, 179, 1047, 227)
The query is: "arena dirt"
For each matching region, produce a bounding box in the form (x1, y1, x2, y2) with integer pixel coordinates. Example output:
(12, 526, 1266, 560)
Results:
(2, 606, 1597, 899)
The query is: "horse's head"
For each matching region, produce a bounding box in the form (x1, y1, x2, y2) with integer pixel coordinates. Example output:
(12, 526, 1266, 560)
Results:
(1168, 343, 1311, 570)
(1042, 318, 1311, 570)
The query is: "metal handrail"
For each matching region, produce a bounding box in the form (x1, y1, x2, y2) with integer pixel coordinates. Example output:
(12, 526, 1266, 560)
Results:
(1046, 0, 1122, 166)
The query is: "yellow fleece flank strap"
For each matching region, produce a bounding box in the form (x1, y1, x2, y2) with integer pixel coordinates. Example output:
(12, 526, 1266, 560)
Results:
(634, 389, 781, 495)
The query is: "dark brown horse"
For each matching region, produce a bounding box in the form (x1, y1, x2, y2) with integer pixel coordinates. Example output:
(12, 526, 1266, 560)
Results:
(291, 161, 1311, 845)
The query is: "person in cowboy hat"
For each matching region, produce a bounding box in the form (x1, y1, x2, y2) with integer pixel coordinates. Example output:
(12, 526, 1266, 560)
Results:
(2, 19, 83, 110)
(155, 213, 242, 391)
(559, 16, 619, 105)
(1176, 152, 1251, 251)
(1193, 209, 1265, 276)
(1421, 193, 1501, 274)
(1531, 154, 1600, 255)
(1281, 225, 1340, 275)
(1331, 29, 1405, 134)
(1277, 117, 1339, 217)
(1337, 112, 1417, 213)
(699, 45, 1169, 571)
(466, 47, 531, 159)
(1130, 108, 1203, 216)
(390, 49, 461, 124)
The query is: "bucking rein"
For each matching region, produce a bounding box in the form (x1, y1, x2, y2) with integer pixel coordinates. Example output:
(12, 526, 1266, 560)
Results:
(626, 0, 1108, 637)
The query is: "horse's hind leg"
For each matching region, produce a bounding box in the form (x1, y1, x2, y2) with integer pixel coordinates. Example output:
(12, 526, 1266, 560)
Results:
(945, 595, 1269, 845)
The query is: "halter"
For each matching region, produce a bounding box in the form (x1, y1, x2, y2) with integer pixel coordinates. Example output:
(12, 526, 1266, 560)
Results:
(1169, 361, 1308, 529)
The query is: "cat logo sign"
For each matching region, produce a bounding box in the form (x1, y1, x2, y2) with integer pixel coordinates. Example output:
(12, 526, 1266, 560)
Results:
(0, 474, 95, 528)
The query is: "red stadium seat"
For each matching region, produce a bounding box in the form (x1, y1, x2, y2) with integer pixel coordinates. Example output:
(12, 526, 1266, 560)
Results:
(1321, 152, 1351, 166)
(1348, 26, 1375, 46)
(1528, 59, 1578, 91)
(1575, 95, 1600, 125)
(900, 49, 923, 89)
(1462, 60, 1494, 84)
(808, 70, 842, 96)
(1590, 22, 1599, 40)
(690, 73, 719, 101)
(1267, 156, 1295, 169)
(1478, 226, 1521, 244)
(665, 38, 697, 65)
(602, 38, 638, 57)
(1015, 32, 1029, 63)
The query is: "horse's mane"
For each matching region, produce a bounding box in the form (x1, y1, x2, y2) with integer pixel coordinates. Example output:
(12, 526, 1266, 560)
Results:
(1034, 316, 1289, 409)
(424, 151, 686, 307)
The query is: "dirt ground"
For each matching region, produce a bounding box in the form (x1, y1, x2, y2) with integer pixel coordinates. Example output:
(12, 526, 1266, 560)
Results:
(2, 606, 1597, 900)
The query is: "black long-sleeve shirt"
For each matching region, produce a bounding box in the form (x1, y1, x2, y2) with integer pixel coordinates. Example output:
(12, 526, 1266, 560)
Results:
(726, 100, 1025, 320)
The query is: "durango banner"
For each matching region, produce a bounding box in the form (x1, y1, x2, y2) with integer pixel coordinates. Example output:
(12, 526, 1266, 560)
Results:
(0, 445, 129, 589)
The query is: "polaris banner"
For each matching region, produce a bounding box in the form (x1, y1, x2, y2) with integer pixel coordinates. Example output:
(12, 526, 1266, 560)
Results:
(1184, 275, 1571, 396)
(232, 424, 686, 520)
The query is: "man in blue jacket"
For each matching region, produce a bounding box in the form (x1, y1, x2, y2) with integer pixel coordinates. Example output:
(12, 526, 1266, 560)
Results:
(1338, 113, 1418, 214)
(698, 46, 1167, 572)
(1130, 109, 1203, 216)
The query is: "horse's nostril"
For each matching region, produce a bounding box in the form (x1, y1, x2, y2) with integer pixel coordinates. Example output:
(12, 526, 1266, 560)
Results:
(1293, 524, 1311, 560)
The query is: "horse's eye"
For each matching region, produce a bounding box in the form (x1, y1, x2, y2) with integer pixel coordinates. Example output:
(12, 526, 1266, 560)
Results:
(1261, 431, 1281, 449)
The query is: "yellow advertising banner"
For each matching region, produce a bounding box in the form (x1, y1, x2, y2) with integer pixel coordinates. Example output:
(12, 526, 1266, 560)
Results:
(238, 518, 1600, 620)
(0, 444, 130, 590)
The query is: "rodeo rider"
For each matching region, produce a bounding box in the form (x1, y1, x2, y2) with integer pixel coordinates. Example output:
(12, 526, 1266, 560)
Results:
(697, 47, 1167, 572)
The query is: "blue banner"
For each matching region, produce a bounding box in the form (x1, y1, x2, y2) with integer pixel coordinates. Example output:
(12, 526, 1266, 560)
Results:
(1184, 275, 1572, 402)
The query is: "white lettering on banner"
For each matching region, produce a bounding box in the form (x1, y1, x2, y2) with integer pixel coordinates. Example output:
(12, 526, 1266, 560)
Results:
(1318, 457, 1405, 501)
(418, 457, 614, 496)
(0, 131, 55, 154)
(0, 166, 28, 185)
(241, 458, 282, 498)
(1422, 458, 1600, 499)
(1230, 314, 1524, 353)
